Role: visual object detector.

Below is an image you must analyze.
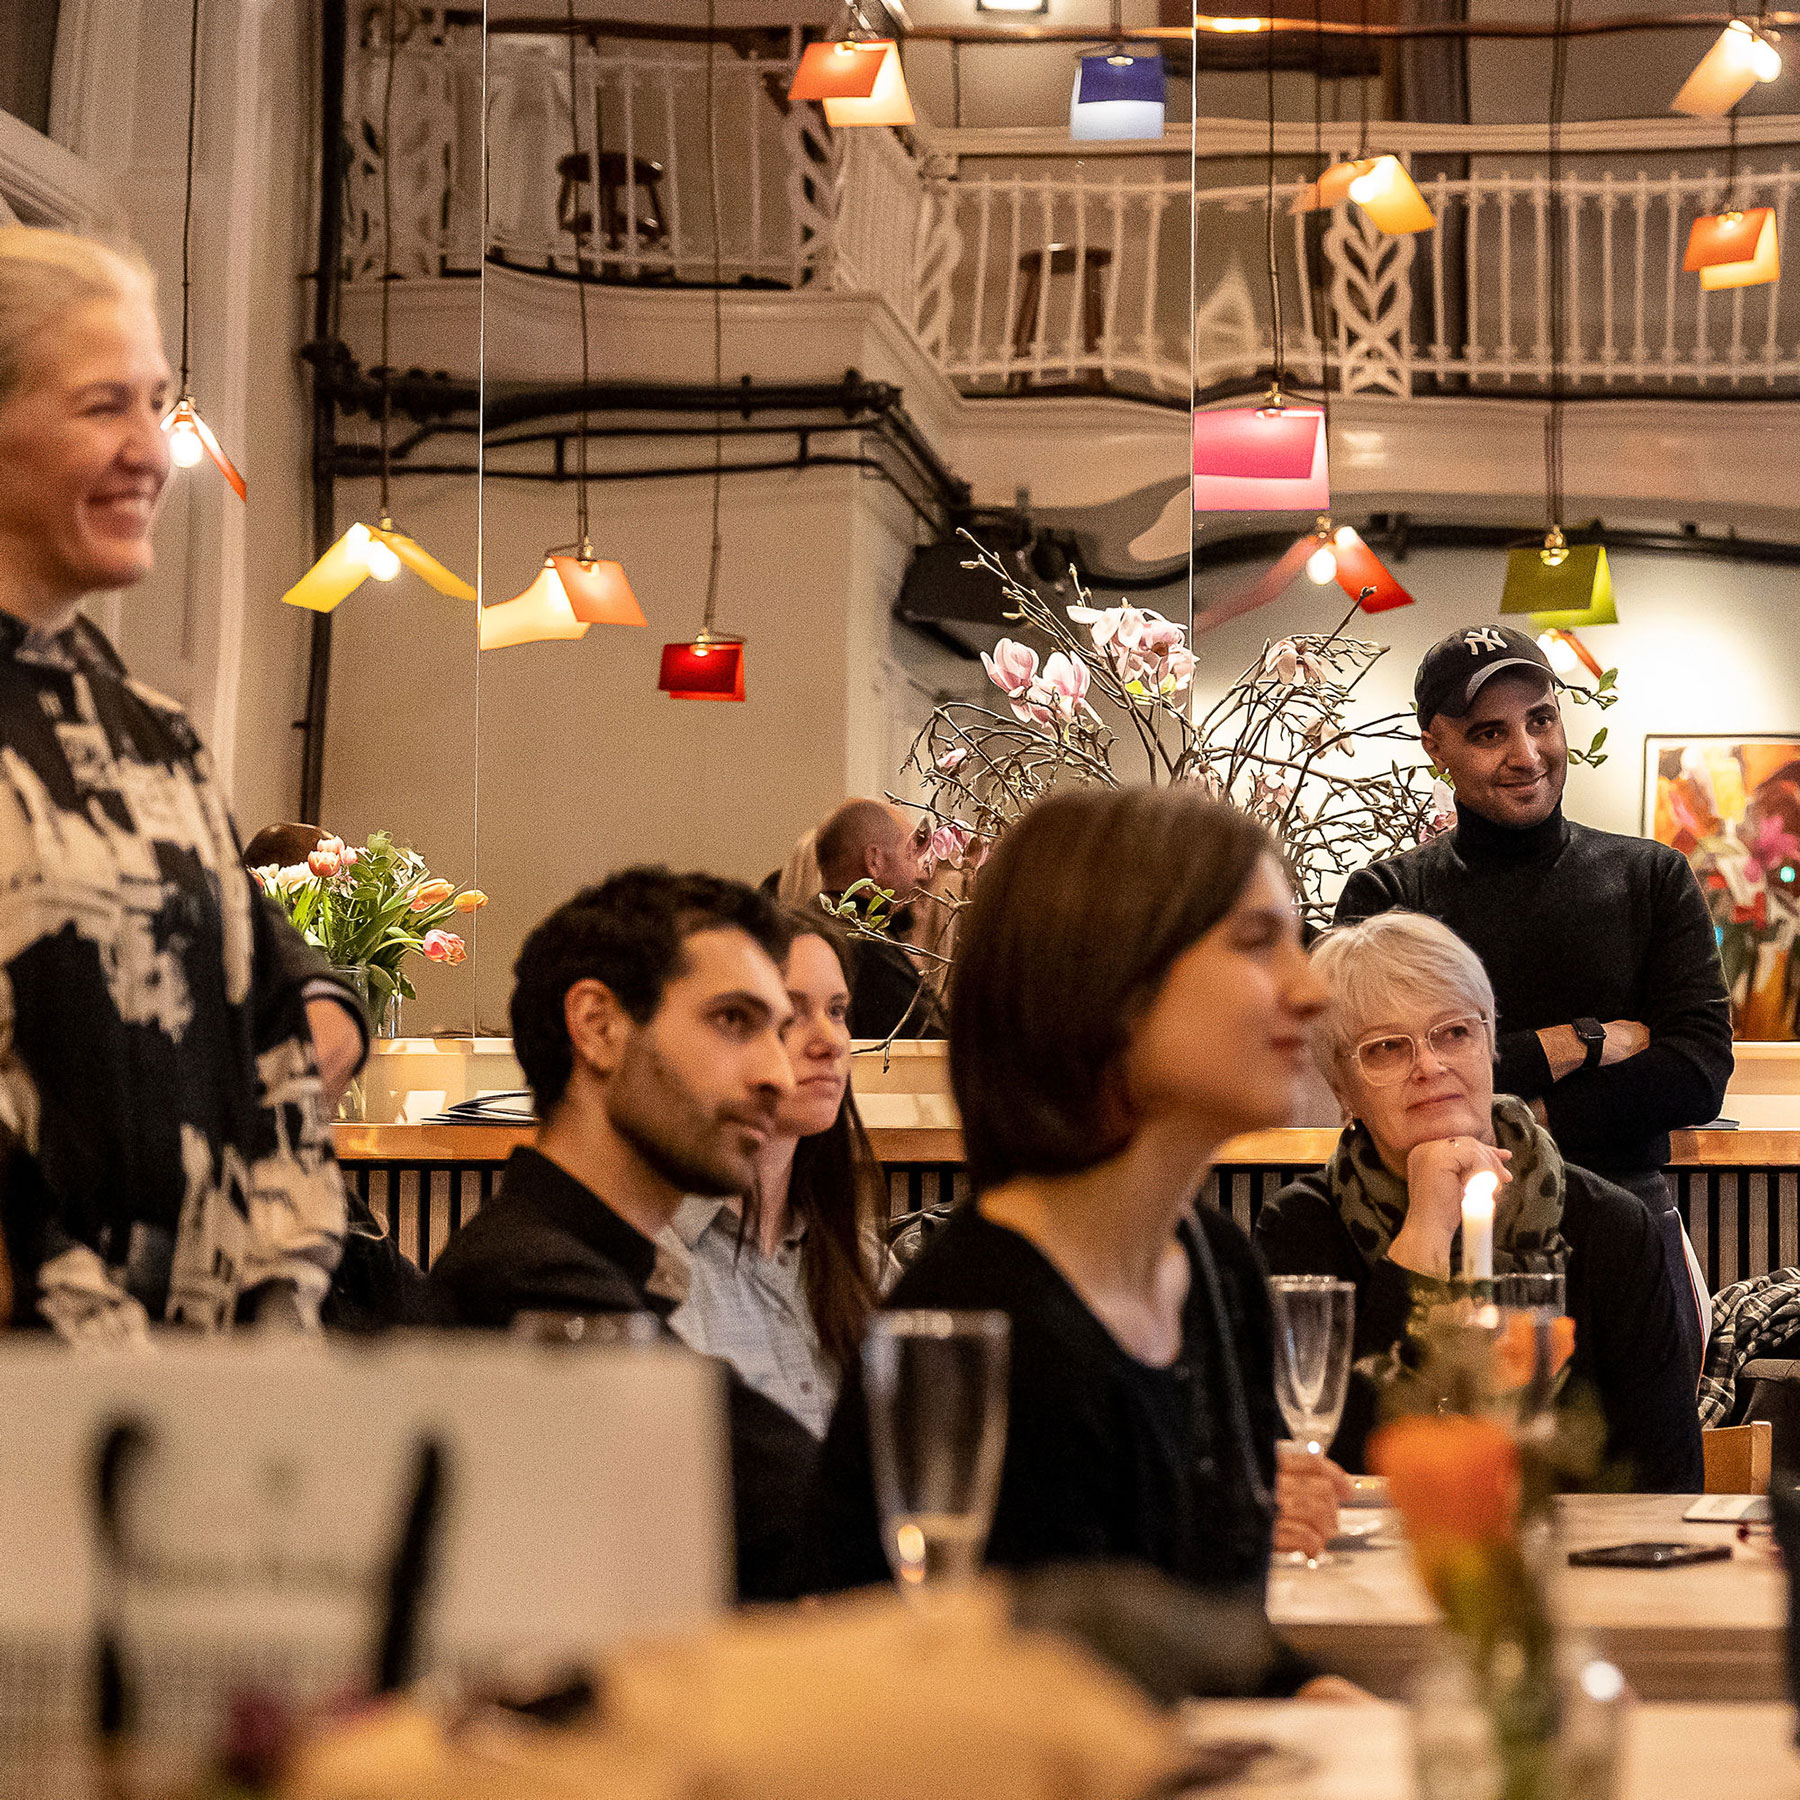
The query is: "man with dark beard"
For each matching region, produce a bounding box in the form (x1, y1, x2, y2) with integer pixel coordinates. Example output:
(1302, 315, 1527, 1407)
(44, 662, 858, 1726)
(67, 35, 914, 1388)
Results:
(425, 868, 815, 1598)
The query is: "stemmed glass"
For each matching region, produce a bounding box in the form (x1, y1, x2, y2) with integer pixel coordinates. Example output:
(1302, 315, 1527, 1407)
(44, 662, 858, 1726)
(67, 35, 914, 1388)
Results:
(864, 1310, 1009, 1598)
(1269, 1275, 1356, 1569)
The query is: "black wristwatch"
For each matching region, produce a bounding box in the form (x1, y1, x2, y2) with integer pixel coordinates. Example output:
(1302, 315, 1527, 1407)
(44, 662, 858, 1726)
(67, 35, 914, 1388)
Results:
(1572, 1017, 1606, 1071)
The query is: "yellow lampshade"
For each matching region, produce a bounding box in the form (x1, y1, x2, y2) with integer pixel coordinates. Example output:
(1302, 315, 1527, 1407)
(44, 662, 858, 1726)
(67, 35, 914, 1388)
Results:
(1685, 207, 1781, 290)
(1346, 156, 1435, 235)
(280, 520, 473, 613)
(820, 41, 914, 127)
(1501, 540, 1619, 631)
(478, 561, 591, 650)
(1672, 21, 1782, 118)
(378, 525, 476, 599)
(1291, 159, 1362, 214)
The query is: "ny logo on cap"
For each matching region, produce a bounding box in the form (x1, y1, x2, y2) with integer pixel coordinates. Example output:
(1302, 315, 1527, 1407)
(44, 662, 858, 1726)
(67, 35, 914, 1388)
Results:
(1463, 627, 1507, 655)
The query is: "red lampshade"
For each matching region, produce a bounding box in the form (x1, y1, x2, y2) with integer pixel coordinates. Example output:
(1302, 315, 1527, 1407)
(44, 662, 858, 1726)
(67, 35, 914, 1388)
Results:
(1329, 527, 1415, 613)
(1193, 405, 1329, 512)
(788, 39, 887, 101)
(659, 637, 745, 701)
(1684, 207, 1780, 290)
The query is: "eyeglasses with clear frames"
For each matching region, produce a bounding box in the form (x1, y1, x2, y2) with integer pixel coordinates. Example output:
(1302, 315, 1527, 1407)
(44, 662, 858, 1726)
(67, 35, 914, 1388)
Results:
(1353, 1013, 1492, 1086)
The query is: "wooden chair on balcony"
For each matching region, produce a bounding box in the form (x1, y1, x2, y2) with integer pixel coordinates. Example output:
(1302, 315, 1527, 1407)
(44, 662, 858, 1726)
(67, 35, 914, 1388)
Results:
(1007, 243, 1112, 393)
(556, 150, 671, 276)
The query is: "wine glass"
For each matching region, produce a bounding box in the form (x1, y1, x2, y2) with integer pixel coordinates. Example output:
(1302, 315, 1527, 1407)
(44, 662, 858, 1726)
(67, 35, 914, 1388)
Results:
(1269, 1275, 1356, 1569)
(864, 1310, 1009, 1598)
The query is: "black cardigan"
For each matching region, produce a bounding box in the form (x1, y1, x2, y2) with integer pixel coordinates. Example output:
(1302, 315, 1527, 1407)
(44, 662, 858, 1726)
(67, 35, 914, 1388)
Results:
(1254, 1161, 1704, 1493)
(807, 1203, 1282, 1596)
(1334, 804, 1732, 1185)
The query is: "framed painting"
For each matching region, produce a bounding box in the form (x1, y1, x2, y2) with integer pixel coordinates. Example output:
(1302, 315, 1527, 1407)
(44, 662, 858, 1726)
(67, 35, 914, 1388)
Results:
(1643, 734, 1800, 1041)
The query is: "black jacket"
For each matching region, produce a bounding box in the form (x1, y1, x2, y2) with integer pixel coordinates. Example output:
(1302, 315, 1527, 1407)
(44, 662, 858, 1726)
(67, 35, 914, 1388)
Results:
(426, 1147, 817, 1599)
(1255, 1160, 1705, 1493)
(808, 1204, 1282, 1597)
(1335, 805, 1732, 1184)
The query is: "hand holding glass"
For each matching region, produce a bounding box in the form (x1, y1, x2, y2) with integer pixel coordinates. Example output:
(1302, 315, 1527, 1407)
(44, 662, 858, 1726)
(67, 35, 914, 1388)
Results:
(864, 1310, 1009, 1595)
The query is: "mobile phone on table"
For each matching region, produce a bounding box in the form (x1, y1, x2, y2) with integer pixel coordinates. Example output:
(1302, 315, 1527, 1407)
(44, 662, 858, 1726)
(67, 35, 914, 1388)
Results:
(1566, 1541, 1732, 1569)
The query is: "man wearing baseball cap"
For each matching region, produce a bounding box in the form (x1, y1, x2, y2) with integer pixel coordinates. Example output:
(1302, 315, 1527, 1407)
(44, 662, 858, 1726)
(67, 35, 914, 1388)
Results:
(1334, 624, 1730, 1364)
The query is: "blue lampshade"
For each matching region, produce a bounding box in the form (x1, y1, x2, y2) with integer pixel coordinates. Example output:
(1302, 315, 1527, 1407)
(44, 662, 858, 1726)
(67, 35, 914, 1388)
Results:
(1070, 50, 1166, 141)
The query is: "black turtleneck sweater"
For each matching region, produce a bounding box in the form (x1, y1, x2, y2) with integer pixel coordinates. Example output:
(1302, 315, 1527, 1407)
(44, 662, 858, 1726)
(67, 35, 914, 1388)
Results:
(1334, 805, 1733, 1183)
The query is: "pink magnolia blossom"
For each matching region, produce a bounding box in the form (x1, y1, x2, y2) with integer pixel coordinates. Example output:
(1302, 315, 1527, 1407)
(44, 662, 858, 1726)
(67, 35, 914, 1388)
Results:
(422, 929, 466, 965)
(1038, 651, 1090, 720)
(1159, 647, 1197, 694)
(1263, 639, 1328, 687)
(981, 638, 1039, 698)
(935, 746, 970, 774)
(1420, 778, 1457, 844)
(929, 822, 973, 866)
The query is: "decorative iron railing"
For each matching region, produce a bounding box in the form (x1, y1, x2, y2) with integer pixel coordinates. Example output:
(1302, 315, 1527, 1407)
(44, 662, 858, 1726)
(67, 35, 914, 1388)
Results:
(342, 21, 1800, 402)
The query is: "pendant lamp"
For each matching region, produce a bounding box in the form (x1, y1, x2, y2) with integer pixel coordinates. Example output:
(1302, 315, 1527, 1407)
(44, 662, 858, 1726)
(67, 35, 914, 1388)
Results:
(1291, 160, 1362, 214)
(790, 28, 913, 128)
(660, 0, 748, 703)
(482, 0, 641, 650)
(1501, 531, 1619, 631)
(1685, 205, 1781, 288)
(1069, 46, 1166, 142)
(1537, 627, 1604, 682)
(287, 0, 472, 616)
(659, 632, 746, 701)
(1673, 20, 1782, 117)
(1345, 156, 1435, 234)
(162, 0, 245, 502)
(1193, 401, 1329, 512)
(1328, 525, 1414, 612)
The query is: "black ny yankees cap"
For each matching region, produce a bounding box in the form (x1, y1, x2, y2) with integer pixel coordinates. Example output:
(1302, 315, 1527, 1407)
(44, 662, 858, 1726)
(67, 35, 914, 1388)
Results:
(1414, 625, 1558, 728)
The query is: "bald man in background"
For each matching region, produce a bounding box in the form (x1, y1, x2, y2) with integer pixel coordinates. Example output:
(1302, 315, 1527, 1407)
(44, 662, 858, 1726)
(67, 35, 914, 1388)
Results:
(815, 799, 943, 1042)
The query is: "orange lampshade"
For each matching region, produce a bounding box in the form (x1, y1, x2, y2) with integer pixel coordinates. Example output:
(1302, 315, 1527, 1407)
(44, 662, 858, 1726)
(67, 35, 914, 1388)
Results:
(478, 563, 590, 650)
(1346, 156, 1435, 234)
(550, 553, 646, 626)
(1329, 526, 1414, 613)
(1291, 159, 1362, 214)
(161, 398, 245, 501)
(1672, 20, 1783, 117)
(789, 39, 887, 102)
(819, 41, 913, 127)
(1684, 207, 1781, 290)
(659, 637, 745, 701)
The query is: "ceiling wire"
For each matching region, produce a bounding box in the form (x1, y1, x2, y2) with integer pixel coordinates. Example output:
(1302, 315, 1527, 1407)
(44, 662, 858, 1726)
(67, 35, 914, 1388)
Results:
(1545, 0, 1572, 530)
(379, 0, 399, 519)
(178, 0, 201, 393)
(704, 0, 725, 637)
(563, 0, 594, 551)
(1264, 11, 1286, 395)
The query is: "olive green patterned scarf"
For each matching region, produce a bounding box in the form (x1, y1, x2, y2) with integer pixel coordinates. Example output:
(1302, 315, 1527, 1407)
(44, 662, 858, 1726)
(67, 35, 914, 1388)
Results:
(1327, 1093, 1572, 1274)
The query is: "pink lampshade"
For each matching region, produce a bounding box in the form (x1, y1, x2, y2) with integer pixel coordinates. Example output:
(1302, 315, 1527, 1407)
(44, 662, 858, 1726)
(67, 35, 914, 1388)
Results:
(1193, 406, 1329, 512)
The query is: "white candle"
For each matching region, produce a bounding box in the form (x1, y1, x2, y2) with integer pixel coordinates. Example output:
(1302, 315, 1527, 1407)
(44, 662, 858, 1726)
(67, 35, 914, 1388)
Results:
(1462, 1171, 1498, 1281)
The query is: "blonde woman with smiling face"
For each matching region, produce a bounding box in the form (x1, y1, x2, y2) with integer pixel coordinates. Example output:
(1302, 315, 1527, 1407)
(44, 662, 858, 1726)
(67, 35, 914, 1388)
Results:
(1254, 911, 1703, 1492)
(0, 228, 355, 1338)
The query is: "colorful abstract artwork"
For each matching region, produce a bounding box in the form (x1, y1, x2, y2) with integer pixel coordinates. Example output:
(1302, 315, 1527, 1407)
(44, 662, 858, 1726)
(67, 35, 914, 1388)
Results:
(1644, 735, 1800, 1040)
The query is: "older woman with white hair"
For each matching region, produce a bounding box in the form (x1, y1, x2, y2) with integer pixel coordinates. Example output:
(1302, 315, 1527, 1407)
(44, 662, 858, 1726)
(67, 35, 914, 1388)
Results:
(1255, 910, 1702, 1492)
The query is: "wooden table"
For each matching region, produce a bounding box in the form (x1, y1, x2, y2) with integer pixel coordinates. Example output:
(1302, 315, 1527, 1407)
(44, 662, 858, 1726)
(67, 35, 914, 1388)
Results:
(1268, 1494, 1787, 1702)
(1181, 1701, 1800, 1798)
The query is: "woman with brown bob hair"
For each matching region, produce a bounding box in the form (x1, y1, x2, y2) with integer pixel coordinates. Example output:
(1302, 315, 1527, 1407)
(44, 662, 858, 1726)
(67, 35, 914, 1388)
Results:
(807, 788, 1349, 1632)
(662, 909, 889, 1436)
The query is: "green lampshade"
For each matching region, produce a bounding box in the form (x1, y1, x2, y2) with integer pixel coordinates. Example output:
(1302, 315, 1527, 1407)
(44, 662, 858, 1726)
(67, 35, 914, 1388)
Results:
(1500, 543, 1618, 631)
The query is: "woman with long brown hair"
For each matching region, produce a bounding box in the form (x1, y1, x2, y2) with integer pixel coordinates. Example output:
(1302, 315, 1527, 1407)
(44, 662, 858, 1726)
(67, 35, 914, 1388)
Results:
(661, 909, 888, 1436)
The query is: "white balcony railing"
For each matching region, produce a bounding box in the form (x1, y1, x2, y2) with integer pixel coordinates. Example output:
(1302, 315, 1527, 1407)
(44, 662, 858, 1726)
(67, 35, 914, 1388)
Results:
(344, 22, 1800, 402)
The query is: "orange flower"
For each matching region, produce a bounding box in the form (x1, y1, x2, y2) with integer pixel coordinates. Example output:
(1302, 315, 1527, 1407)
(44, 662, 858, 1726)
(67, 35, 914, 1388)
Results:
(1369, 1414, 1521, 1547)
(1494, 1313, 1577, 1390)
(409, 878, 454, 911)
(452, 889, 488, 913)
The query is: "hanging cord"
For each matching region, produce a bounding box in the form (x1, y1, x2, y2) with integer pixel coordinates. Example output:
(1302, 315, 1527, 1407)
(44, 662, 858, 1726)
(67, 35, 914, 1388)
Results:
(951, 39, 962, 129)
(1726, 102, 1742, 210)
(1544, 0, 1572, 532)
(378, 0, 399, 521)
(1265, 15, 1286, 396)
(703, 0, 725, 637)
(564, 0, 594, 553)
(1312, 0, 1334, 416)
(178, 0, 201, 393)
(1356, 0, 1371, 160)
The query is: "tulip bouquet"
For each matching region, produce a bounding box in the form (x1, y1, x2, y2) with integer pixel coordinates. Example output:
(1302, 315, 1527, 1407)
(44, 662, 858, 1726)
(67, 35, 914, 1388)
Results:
(252, 829, 487, 1034)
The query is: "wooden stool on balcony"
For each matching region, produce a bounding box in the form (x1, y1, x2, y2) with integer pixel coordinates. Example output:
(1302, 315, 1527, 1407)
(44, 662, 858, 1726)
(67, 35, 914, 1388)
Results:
(1007, 243, 1112, 393)
(556, 151, 670, 272)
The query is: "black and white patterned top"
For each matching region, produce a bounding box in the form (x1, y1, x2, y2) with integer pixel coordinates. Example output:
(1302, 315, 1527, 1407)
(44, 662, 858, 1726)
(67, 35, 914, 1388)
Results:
(0, 611, 345, 1338)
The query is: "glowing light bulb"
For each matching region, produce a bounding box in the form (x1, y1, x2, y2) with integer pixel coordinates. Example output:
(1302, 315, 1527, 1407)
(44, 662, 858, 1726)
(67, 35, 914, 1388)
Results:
(1348, 167, 1380, 204)
(167, 420, 204, 467)
(1537, 630, 1580, 677)
(1333, 525, 1358, 548)
(1306, 544, 1339, 584)
(1752, 32, 1783, 80)
(365, 537, 402, 581)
